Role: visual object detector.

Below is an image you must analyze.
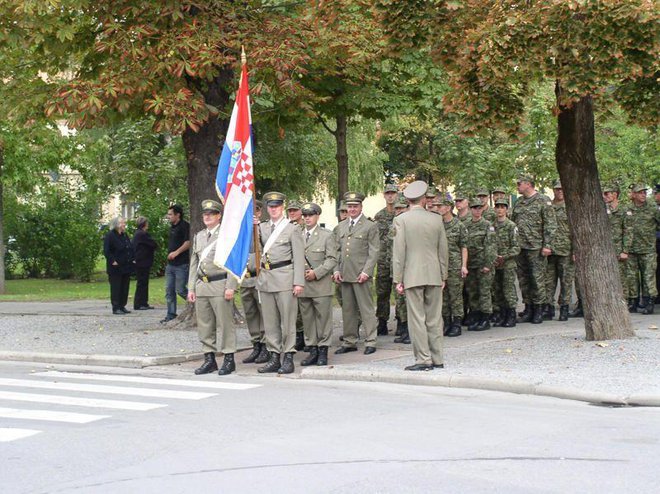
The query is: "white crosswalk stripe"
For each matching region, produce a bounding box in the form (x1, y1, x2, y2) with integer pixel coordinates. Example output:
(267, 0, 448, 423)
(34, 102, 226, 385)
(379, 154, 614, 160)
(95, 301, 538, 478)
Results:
(0, 407, 108, 424)
(0, 390, 165, 411)
(0, 428, 41, 442)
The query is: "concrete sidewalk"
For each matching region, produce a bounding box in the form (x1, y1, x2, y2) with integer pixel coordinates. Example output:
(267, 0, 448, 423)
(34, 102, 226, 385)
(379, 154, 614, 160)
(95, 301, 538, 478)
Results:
(1, 300, 659, 406)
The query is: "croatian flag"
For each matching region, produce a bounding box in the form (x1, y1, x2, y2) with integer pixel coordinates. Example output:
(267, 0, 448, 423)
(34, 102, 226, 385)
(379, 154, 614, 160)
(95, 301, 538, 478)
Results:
(213, 57, 254, 280)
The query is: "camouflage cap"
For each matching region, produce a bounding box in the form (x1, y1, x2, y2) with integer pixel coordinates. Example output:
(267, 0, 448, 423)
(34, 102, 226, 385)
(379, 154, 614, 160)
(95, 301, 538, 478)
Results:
(440, 199, 454, 207)
(453, 190, 467, 201)
(431, 194, 445, 205)
(630, 183, 648, 193)
(301, 202, 322, 215)
(394, 197, 408, 209)
(384, 184, 398, 193)
(492, 186, 507, 194)
(517, 173, 534, 184)
(469, 197, 483, 208)
(344, 191, 365, 204)
(338, 200, 348, 212)
(286, 200, 302, 211)
(425, 186, 438, 199)
(476, 187, 489, 197)
(602, 183, 620, 194)
(494, 198, 509, 207)
(552, 178, 562, 189)
(201, 199, 222, 214)
(404, 180, 429, 200)
(263, 191, 286, 206)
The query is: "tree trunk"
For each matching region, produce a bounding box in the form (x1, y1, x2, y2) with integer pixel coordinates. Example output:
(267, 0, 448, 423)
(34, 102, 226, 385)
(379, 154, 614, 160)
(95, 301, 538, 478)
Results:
(555, 84, 634, 341)
(335, 114, 349, 216)
(0, 143, 5, 294)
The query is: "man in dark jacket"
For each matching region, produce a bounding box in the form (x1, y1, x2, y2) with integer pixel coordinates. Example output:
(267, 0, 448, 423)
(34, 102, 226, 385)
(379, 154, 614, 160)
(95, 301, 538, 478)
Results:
(103, 216, 135, 314)
(132, 216, 158, 310)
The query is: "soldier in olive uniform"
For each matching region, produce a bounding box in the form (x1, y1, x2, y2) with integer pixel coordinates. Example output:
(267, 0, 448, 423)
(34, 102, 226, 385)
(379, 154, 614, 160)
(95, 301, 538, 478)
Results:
(334, 201, 349, 309)
(602, 183, 628, 304)
(393, 181, 448, 371)
(333, 192, 380, 354)
(187, 200, 239, 376)
(465, 198, 497, 331)
(511, 174, 556, 324)
(298, 203, 337, 366)
(545, 180, 575, 321)
(439, 198, 468, 337)
(623, 184, 660, 314)
(477, 188, 497, 224)
(287, 200, 307, 351)
(655, 184, 660, 303)
(256, 192, 306, 374)
(493, 199, 520, 327)
(392, 196, 410, 342)
(240, 200, 269, 364)
(374, 184, 399, 335)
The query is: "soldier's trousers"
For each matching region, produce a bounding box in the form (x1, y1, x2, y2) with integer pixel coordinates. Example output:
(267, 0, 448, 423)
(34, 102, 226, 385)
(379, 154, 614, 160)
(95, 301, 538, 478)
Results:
(546, 254, 575, 306)
(340, 281, 378, 348)
(405, 285, 444, 365)
(467, 267, 494, 313)
(376, 265, 393, 320)
(240, 286, 264, 344)
(442, 269, 465, 318)
(626, 252, 658, 299)
(394, 287, 407, 322)
(517, 249, 548, 305)
(195, 295, 235, 354)
(260, 290, 298, 354)
(494, 267, 518, 309)
(299, 296, 333, 347)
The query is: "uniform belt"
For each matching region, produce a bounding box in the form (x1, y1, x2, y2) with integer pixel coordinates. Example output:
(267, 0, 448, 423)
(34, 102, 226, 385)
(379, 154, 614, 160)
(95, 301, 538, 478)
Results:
(199, 273, 227, 283)
(244, 269, 258, 278)
(261, 260, 292, 270)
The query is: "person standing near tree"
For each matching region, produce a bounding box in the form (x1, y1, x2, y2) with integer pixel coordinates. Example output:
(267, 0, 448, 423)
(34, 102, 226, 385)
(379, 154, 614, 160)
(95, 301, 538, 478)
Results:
(132, 216, 158, 310)
(492, 199, 520, 327)
(600, 184, 628, 307)
(391, 196, 410, 343)
(103, 216, 135, 315)
(375, 184, 399, 336)
(162, 204, 190, 323)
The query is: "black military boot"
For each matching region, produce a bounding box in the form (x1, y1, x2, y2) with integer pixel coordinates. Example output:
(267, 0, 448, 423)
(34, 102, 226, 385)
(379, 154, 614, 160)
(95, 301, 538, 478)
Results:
(278, 352, 295, 374)
(443, 316, 451, 335)
(242, 343, 261, 364)
(258, 352, 280, 373)
(395, 318, 404, 337)
(194, 352, 218, 375)
(463, 310, 479, 327)
(446, 317, 462, 337)
(394, 321, 409, 343)
(490, 309, 504, 327)
(641, 297, 654, 315)
(467, 311, 482, 331)
(518, 304, 533, 323)
(301, 346, 319, 366)
(502, 308, 517, 328)
(473, 313, 491, 331)
(531, 304, 544, 324)
(569, 300, 584, 317)
(294, 332, 305, 351)
(254, 344, 270, 364)
(218, 353, 236, 376)
(558, 305, 569, 321)
(628, 298, 638, 313)
(317, 346, 329, 366)
(377, 318, 389, 336)
(638, 297, 648, 310)
(543, 304, 555, 320)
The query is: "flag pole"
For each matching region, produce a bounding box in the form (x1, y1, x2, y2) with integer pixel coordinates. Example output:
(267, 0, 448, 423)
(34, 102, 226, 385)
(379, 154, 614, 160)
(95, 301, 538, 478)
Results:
(243, 45, 261, 276)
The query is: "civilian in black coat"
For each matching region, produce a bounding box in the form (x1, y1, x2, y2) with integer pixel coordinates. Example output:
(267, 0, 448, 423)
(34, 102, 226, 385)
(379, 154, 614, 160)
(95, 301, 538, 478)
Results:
(103, 216, 135, 314)
(132, 216, 158, 310)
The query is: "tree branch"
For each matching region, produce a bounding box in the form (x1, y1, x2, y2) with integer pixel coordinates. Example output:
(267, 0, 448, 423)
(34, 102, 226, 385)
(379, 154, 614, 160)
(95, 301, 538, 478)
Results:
(316, 115, 336, 136)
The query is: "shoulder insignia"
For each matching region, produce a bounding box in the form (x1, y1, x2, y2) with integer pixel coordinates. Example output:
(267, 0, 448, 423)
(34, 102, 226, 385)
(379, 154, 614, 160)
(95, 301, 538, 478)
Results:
(513, 226, 518, 233)
(627, 211, 633, 216)
(547, 201, 552, 206)
(489, 226, 495, 232)
(606, 209, 611, 214)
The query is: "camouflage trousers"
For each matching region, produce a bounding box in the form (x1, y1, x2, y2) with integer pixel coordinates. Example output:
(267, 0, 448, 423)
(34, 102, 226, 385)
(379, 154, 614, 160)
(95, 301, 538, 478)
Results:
(376, 264, 393, 320)
(442, 269, 465, 318)
(546, 255, 575, 306)
(393, 284, 407, 322)
(466, 267, 494, 313)
(626, 252, 658, 299)
(493, 267, 518, 309)
(517, 249, 548, 305)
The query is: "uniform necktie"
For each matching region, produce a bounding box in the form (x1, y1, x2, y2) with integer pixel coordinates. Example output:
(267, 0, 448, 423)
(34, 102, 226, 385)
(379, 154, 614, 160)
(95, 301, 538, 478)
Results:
(305, 231, 310, 243)
(349, 220, 354, 232)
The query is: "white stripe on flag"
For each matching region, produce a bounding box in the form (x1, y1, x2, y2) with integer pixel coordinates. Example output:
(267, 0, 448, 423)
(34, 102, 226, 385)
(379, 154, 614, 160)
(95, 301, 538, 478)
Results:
(0, 407, 108, 424)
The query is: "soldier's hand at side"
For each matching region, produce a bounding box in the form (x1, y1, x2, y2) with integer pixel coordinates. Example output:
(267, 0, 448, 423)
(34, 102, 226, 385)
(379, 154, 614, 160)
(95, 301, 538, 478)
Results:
(305, 269, 317, 281)
(396, 283, 405, 295)
(253, 215, 260, 225)
(333, 272, 343, 283)
(541, 247, 552, 257)
(292, 285, 304, 296)
(461, 266, 469, 278)
(187, 292, 196, 303)
(481, 267, 491, 274)
(619, 252, 628, 261)
(224, 289, 235, 301)
(357, 272, 369, 284)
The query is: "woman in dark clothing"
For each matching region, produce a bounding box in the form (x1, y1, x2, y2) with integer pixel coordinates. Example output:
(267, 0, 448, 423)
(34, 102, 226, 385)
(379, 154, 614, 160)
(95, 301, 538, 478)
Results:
(103, 216, 135, 314)
(132, 216, 158, 310)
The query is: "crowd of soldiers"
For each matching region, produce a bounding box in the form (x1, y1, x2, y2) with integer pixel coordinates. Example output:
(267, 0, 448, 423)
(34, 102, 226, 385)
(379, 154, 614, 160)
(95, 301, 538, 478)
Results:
(187, 175, 660, 376)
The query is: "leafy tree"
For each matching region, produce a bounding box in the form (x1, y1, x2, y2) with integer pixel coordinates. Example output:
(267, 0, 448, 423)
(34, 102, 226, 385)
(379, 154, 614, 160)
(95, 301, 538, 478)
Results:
(378, 0, 659, 340)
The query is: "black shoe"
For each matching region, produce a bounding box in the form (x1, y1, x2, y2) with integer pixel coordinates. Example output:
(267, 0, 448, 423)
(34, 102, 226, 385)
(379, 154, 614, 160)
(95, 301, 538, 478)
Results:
(335, 346, 357, 355)
(135, 305, 154, 310)
(501, 308, 517, 328)
(120, 307, 131, 314)
(473, 314, 491, 331)
(301, 347, 319, 366)
(112, 309, 124, 315)
(254, 345, 270, 364)
(641, 297, 654, 315)
(377, 318, 389, 336)
(317, 346, 329, 366)
(160, 314, 176, 323)
(531, 304, 544, 324)
(258, 352, 280, 373)
(395, 318, 404, 337)
(433, 364, 444, 369)
(467, 311, 482, 331)
(393, 324, 409, 342)
(570, 301, 584, 317)
(277, 352, 295, 374)
(543, 304, 555, 320)
(303, 346, 311, 352)
(628, 298, 638, 313)
(401, 334, 411, 344)
(443, 316, 451, 336)
(518, 304, 532, 323)
(490, 310, 504, 327)
(242, 343, 262, 364)
(446, 317, 462, 337)
(404, 363, 433, 371)
(463, 310, 479, 327)
(638, 297, 648, 310)
(294, 332, 305, 351)
(558, 305, 569, 321)
(194, 353, 218, 375)
(364, 347, 376, 355)
(218, 354, 236, 376)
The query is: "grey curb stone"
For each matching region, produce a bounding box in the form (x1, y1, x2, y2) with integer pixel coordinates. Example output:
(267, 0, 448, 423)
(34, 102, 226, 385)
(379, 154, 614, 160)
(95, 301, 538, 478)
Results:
(0, 351, 205, 369)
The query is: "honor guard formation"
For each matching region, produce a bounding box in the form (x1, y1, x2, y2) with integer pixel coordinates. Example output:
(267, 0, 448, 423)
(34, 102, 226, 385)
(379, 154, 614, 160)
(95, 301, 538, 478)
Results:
(187, 178, 660, 375)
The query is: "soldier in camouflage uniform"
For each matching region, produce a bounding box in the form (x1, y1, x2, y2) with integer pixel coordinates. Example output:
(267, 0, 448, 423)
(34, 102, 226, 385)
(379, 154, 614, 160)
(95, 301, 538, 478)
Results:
(477, 188, 497, 224)
(492, 199, 520, 327)
(597, 183, 628, 308)
(439, 199, 468, 336)
(511, 174, 556, 324)
(623, 184, 660, 314)
(465, 198, 497, 331)
(374, 184, 399, 335)
(455, 191, 471, 224)
(287, 200, 306, 350)
(545, 180, 575, 321)
(391, 197, 410, 342)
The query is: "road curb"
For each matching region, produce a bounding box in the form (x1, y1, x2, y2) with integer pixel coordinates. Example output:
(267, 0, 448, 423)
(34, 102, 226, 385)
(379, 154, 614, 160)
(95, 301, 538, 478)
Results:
(0, 351, 205, 369)
(299, 367, 660, 407)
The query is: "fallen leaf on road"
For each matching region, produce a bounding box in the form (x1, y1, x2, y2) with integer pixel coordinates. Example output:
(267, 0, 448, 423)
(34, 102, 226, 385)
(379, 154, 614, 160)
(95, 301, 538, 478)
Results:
(505, 348, 513, 353)
(595, 342, 609, 348)
(648, 325, 658, 330)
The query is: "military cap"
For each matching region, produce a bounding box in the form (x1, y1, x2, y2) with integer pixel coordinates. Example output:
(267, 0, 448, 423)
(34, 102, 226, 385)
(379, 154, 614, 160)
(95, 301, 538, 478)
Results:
(263, 191, 286, 206)
(286, 200, 302, 210)
(517, 173, 534, 184)
(552, 178, 562, 189)
(469, 197, 483, 208)
(630, 183, 648, 193)
(602, 183, 620, 194)
(201, 199, 222, 213)
(344, 191, 365, 204)
(384, 184, 398, 193)
(454, 190, 467, 201)
(431, 194, 444, 205)
(476, 187, 489, 197)
(301, 202, 321, 215)
(403, 180, 428, 200)
(440, 198, 454, 207)
(494, 198, 509, 208)
(654, 184, 660, 194)
(492, 186, 507, 194)
(338, 200, 348, 212)
(425, 186, 438, 199)
(394, 197, 408, 209)
(254, 199, 264, 210)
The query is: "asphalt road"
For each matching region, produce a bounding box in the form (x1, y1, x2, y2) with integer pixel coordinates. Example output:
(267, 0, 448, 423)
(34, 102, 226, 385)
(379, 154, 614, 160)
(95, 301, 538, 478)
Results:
(1, 361, 658, 494)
